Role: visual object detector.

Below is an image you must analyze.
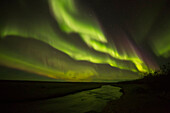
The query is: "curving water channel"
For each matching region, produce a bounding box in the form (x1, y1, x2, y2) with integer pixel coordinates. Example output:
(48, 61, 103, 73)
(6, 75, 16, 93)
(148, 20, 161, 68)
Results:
(6, 85, 123, 113)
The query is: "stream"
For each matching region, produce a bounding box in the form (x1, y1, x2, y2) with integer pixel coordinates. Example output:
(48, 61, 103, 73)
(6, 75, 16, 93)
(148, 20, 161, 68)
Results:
(5, 85, 122, 113)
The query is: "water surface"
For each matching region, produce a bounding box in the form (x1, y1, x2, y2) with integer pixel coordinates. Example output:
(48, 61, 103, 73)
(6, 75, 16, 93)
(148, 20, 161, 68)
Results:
(6, 85, 122, 113)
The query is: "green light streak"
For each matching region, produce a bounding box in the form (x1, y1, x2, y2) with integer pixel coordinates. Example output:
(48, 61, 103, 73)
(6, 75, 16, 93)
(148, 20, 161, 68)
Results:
(150, 21, 170, 58)
(49, 0, 107, 43)
(0, 0, 154, 82)
(48, 0, 149, 72)
(81, 35, 147, 71)
(0, 52, 96, 81)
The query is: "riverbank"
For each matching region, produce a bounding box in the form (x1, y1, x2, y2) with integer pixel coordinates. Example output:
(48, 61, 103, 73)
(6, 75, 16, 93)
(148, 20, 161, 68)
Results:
(0, 70, 170, 113)
(0, 80, 104, 102)
(103, 74, 170, 113)
(0, 81, 122, 113)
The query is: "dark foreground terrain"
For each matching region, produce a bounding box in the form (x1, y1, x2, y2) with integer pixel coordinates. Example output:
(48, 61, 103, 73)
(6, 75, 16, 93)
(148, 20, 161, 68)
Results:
(0, 65, 170, 113)
(103, 64, 170, 113)
(0, 77, 169, 113)
(0, 80, 104, 102)
(103, 82, 170, 113)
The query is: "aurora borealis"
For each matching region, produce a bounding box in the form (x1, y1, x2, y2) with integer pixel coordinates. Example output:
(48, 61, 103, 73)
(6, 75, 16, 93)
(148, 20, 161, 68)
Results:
(0, 0, 170, 82)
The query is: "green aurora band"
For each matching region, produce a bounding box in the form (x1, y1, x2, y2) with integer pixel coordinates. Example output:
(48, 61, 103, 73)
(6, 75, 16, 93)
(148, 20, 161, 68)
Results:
(48, 0, 148, 72)
(1, 0, 167, 81)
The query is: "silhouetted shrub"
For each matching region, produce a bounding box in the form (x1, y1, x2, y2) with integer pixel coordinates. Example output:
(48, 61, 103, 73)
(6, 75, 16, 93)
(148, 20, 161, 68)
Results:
(140, 63, 170, 92)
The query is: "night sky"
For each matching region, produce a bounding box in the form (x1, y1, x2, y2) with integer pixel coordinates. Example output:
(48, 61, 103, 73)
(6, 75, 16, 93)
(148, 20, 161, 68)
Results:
(0, 0, 170, 82)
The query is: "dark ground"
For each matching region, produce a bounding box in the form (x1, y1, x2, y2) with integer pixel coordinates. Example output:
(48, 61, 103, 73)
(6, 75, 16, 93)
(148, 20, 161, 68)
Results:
(102, 65, 170, 113)
(0, 65, 170, 113)
(102, 83, 170, 113)
(0, 80, 105, 102)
